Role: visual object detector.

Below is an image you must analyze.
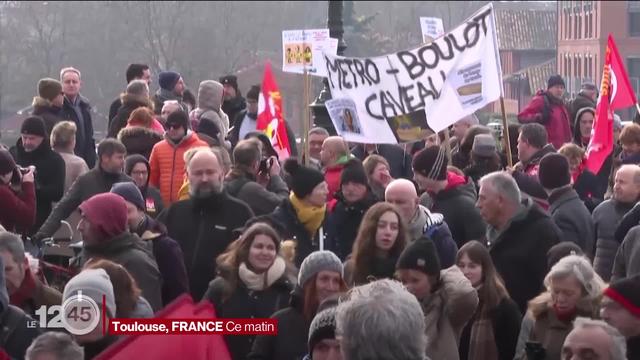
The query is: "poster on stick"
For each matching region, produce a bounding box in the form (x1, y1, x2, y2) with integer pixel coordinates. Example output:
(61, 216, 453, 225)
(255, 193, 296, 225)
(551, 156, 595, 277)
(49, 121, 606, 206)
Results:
(282, 29, 337, 76)
(420, 17, 445, 43)
(321, 3, 503, 144)
(326, 98, 365, 138)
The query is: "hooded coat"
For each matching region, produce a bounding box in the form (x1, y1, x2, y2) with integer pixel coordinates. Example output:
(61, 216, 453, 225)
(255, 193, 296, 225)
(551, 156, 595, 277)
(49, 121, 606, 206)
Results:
(125, 155, 164, 218)
(0, 256, 41, 360)
(10, 137, 66, 234)
(429, 172, 486, 247)
(31, 96, 66, 134)
(118, 126, 163, 160)
(108, 94, 154, 138)
(72, 231, 163, 311)
(517, 90, 572, 150)
(191, 81, 229, 146)
(149, 131, 208, 205)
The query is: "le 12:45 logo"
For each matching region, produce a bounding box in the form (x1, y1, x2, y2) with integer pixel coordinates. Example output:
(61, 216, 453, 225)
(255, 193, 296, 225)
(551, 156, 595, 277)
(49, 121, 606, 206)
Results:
(28, 290, 102, 335)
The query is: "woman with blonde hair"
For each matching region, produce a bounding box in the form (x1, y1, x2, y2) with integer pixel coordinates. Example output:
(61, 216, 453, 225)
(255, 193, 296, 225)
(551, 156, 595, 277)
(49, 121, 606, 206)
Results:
(117, 107, 163, 159)
(204, 223, 295, 360)
(344, 202, 408, 286)
(515, 254, 605, 359)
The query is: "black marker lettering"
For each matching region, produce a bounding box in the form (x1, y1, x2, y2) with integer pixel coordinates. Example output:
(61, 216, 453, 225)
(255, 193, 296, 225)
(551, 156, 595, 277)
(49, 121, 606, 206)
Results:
(365, 94, 384, 120)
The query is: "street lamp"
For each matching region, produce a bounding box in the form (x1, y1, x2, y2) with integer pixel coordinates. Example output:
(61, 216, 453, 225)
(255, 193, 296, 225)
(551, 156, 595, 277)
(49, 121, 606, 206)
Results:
(309, 0, 347, 135)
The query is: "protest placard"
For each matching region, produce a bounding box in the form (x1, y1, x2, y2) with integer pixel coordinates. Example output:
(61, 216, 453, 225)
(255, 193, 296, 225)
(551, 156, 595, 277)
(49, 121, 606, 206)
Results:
(326, 98, 365, 138)
(420, 17, 444, 43)
(282, 29, 336, 76)
(321, 3, 503, 144)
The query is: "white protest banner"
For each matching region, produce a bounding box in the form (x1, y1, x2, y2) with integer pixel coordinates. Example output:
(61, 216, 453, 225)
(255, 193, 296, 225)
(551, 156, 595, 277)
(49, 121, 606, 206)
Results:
(420, 17, 444, 43)
(312, 38, 338, 77)
(321, 3, 503, 143)
(282, 29, 334, 76)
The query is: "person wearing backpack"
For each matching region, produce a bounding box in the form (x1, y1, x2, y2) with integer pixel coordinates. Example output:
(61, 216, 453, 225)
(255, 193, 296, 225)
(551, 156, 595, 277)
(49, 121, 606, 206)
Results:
(224, 139, 288, 216)
(517, 75, 572, 150)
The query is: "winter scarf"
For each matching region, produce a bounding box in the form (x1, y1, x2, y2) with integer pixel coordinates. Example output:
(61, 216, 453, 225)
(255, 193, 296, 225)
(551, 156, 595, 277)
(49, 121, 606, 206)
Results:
(468, 287, 499, 360)
(9, 265, 36, 307)
(290, 192, 326, 236)
(238, 257, 286, 291)
(409, 205, 445, 242)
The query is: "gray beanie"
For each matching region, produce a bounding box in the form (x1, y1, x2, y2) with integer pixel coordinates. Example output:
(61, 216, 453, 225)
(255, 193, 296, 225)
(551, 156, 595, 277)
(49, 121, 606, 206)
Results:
(472, 134, 497, 157)
(298, 251, 343, 287)
(63, 269, 116, 318)
(110, 181, 145, 211)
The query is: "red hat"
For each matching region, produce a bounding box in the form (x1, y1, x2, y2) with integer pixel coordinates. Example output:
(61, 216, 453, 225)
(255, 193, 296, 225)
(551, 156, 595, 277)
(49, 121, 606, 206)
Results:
(79, 193, 128, 240)
(603, 275, 640, 318)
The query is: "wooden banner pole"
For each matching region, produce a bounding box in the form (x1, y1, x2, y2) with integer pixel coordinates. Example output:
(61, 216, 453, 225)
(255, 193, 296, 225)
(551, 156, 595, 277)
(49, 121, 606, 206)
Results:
(442, 130, 453, 165)
(500, 96, 513, 168)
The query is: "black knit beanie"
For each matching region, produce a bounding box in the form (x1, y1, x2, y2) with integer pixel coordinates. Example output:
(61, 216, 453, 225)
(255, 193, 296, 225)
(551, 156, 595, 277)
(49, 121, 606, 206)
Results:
(219, 75, 239, 92)
(158, 71, 181, 91)
(284, 158, 325, 199)
(604, 275, 640, 318)
(538, 153, 571, 189)
(547, 74, 565, 89)
(396, 238, 441, 276)
(124, 154, 149, 177)
(308, 307, 337, 353)
(246, 85, 260, 101)
(21, 116, 47, 137)
(546, 241, 584, 270)
(412, 146, 447, 181)
(340, 158, 368, 187)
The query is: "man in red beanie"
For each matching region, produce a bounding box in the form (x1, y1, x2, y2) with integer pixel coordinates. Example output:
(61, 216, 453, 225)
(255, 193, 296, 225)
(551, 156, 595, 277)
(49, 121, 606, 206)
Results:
(74, 192, 162, 311)
(601, 275, 640, 358)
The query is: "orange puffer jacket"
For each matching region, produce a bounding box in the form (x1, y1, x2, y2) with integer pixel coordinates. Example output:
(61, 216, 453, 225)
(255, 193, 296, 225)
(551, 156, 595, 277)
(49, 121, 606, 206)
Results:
(149, 132, 208, 205)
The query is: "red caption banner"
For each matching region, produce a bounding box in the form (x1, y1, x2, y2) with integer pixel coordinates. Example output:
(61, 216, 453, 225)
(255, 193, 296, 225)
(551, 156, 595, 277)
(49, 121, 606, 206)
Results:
(108, 318, 278, 335)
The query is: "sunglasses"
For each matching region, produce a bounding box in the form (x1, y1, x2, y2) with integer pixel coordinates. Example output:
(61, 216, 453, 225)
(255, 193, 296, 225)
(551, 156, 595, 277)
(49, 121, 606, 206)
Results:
(167, 123, 183, 130)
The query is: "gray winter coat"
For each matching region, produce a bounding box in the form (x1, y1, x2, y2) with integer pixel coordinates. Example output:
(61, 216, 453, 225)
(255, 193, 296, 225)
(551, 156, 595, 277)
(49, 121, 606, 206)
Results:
(224, 168, 289, 216)
(548, 186, 595, 257)
(592, 199, 634, 281)
(612, 225, 640, 281)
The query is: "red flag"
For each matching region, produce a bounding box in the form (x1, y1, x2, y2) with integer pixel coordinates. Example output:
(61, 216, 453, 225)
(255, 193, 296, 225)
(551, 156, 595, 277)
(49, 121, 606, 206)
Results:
(257, 61, 292, 159)
(586, 35, 638, 174)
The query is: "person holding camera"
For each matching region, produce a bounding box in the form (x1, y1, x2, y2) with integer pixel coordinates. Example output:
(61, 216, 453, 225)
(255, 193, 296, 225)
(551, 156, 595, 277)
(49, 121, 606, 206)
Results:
(9, 116, 65, 235)
(0, 149, 36, 233)
(224, 138, 288, 216)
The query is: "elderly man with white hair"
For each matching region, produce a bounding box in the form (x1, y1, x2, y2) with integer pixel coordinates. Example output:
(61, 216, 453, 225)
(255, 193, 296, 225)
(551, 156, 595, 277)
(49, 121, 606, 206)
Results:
(385, 179, 457, 267)
(336, 279, 431, 360)
(477, 171, 561, 312)
(562, 317, 627, 360)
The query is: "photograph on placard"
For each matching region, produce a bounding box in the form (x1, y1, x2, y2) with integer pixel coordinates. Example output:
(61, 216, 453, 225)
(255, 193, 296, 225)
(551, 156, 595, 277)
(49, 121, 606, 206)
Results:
(386, 110, 432, 143)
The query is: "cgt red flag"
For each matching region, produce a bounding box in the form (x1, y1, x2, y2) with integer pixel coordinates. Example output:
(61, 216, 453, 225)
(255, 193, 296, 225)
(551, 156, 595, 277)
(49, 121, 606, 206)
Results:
(257, 61, 291, 159)
(586, 34, 637, 173)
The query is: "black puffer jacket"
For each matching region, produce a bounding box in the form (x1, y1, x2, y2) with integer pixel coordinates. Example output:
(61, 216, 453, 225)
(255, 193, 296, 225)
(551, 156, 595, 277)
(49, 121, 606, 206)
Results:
(324, 191, 379, 260)
(10, 138, 66, 234)
(270, 198, 327, 267)
(204, 265, 294, 360)
(248, 287, 309, 360)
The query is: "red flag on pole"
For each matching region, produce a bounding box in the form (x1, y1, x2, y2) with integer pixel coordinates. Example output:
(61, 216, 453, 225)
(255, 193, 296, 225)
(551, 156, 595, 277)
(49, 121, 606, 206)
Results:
(585, 35, 637, 173)
(257, 61, 292, 159)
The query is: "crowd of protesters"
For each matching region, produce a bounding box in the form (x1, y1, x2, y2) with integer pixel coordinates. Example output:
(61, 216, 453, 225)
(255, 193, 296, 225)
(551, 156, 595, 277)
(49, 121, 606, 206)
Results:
(0, 66, 639, 360)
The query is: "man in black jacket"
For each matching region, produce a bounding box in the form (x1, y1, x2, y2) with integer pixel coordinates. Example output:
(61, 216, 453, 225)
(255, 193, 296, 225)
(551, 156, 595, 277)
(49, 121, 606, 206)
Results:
(10, 116, 65, 234)
(568, 82, 597, 128)
(412, 145, 486, 247)
(477, 171, 560, 312)
(158, 147, 254, 299)
(59, 67, 96, 169)
(33, 139, 131, 242)
(220, 75, 246, 129)
(108, 63, 152, 124)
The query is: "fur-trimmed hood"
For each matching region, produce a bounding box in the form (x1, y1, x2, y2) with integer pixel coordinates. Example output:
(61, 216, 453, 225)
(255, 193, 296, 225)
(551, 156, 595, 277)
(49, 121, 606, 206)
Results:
(117, 125, 162, 141)
(120, 93, 154, 112)
(527, 291, 601, 320)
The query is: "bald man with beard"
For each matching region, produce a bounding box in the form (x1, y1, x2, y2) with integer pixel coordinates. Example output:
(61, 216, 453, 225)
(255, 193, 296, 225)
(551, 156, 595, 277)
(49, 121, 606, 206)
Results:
(385, 179, 457, 267)
(321, 136, 351, 200)
(159, 148, 254, 299)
